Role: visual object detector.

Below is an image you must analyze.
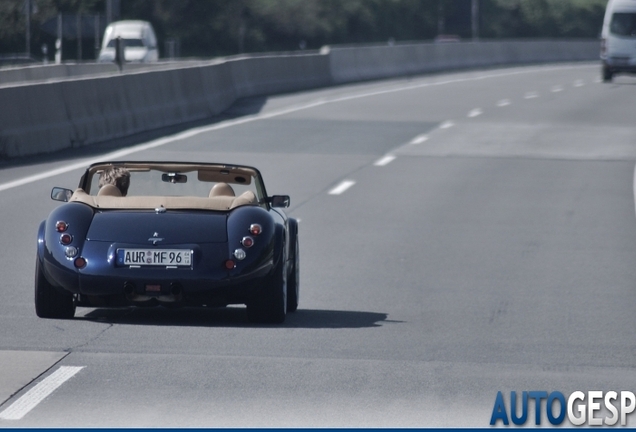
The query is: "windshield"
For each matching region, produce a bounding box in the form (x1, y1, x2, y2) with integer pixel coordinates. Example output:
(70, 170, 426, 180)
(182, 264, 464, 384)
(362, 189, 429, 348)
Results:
(106, 38, 146, 48)
(84, 164, 265, 203)
(610, 12, 636, 37)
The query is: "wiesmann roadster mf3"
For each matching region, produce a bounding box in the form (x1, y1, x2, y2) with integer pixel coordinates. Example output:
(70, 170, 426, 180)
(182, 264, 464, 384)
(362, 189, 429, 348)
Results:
(36, 161, 299, 324)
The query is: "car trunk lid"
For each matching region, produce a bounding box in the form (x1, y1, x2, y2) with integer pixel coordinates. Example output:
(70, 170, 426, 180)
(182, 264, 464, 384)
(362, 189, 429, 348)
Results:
(86, 211, 227, 244)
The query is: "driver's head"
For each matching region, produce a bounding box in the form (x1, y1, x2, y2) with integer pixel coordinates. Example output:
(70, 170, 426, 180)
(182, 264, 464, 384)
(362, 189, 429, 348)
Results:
(99, 166, 131, 196)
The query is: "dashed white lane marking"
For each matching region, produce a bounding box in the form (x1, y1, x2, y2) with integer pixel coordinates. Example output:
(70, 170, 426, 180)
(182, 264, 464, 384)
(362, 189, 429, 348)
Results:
(410, 135, 429, 144)
(551, 85, 563, 93)
(574, 80, 585, 87)
(468, 108, 483, 118)
(329, 180, 356, 195)
(524, 92, 539, 99)
(0, 366, 84, 421)
(374, 155, 396, 166)
(497, 99, 511, 107)
(439, 121, 454, 129)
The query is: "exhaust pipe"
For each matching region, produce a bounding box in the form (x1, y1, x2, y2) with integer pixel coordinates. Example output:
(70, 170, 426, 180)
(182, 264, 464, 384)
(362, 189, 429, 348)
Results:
(157, 283, 183, 303)
(123, 282, 135, 298)
(169, 283, 183, 302)
(170, 283, 182, 296)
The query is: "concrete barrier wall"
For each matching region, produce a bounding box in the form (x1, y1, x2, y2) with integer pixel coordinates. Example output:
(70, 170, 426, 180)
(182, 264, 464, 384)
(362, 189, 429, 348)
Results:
(0, 83, 73, 158)
(328, 40, 600, 84)
(0, 40, 599, 160)
(0, 60, 215, 87)
(229, 54, 332, 98)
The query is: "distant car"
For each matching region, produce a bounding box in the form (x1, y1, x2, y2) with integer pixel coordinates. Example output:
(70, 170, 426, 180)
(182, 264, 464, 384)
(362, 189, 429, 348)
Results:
(98, 20, 159, 63)
(601, 0, 636, 82)
(36, 161, 299, 324)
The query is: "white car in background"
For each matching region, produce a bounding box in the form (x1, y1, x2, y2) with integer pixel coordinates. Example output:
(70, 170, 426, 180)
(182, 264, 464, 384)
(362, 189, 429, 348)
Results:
(601, 0, 636, 81)
(98, 20, 159, 63)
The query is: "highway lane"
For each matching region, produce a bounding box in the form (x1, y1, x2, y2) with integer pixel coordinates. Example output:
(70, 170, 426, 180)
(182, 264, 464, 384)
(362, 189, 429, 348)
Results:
(1, 63, 636, 426)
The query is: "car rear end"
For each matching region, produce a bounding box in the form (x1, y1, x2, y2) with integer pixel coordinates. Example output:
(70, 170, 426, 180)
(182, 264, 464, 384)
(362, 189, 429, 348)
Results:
(601, 0, 636, 81)
(43, 205, 276, 309)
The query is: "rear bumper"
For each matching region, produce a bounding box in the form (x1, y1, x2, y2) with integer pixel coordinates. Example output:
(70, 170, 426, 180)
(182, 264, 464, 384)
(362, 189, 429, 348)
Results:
(43, 254, 273, 307)
(602, 59, 636, 74)
(78, 260, 271, 293)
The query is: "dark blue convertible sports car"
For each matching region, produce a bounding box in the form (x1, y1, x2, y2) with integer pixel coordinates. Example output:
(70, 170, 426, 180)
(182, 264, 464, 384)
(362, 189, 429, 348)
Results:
(36, 161, 299, 324)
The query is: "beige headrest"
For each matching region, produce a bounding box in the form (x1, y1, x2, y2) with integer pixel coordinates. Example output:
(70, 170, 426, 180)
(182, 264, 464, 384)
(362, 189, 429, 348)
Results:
(209, 182, 235, 197)
(97, 184, 122, 197)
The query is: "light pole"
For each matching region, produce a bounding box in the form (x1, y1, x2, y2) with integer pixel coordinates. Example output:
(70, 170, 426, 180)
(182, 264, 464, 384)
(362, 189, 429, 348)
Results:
(437, 0, 445, 37)
(25, 0, 31, 56)
(471, 0, 480, 41)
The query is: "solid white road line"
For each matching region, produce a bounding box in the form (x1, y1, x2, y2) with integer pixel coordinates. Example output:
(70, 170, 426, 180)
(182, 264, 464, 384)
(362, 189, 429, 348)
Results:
(468, 108, 483, 118)
(633, 164, 636, 220)
(410, 135, 429, 144)
(439, 121, 454, 129)
(497, 99, 511, 107)
(374, 155, 396, 166)
(0, 366, 84, 421)
(0, 64, 597, 193)
(329, 180, 356, 195)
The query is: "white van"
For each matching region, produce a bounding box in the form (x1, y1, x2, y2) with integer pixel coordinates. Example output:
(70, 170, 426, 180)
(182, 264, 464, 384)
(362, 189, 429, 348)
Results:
(98, 20, 159, 63)
(601, 0, 636, 81)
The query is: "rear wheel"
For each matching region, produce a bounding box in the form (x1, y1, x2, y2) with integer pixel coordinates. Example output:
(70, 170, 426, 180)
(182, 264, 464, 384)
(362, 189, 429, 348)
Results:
(247, 252, 287, 324)
(287, 234, 299, 313)
(603, 66, 613, 82)
(34, 257, 75, 319)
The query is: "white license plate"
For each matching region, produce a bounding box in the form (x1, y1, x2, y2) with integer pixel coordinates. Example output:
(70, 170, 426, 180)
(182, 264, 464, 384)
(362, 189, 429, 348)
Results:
(117, 249, 192, 267)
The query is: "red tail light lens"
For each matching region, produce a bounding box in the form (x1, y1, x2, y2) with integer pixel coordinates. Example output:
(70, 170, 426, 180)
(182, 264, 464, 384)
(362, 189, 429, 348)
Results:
(60, 233, 73, 245)
(224, 259, 236, 269)
(56, 221, 68, 232)
(241, 236, 254, 248)
(74, 257, 87, 268)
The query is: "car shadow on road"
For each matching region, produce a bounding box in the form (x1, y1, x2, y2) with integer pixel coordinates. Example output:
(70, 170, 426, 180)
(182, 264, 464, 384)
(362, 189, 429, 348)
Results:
(80, 306, 393, 329)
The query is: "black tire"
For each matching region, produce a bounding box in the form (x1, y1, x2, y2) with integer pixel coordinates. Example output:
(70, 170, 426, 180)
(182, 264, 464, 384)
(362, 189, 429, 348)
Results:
(603, 66, 613, 82)
(246, 250, 287, 324)
(287, 233, 299, 313)
(34, 257, 75, 319)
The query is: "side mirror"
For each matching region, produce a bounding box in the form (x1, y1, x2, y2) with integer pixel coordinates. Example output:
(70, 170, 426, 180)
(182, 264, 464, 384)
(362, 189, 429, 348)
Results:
(51, 187, 73, 202)
(269, 195, 290, 208)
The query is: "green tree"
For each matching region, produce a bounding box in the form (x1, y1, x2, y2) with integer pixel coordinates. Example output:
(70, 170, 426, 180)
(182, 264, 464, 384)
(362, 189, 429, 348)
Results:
(0, 0, 608, 61)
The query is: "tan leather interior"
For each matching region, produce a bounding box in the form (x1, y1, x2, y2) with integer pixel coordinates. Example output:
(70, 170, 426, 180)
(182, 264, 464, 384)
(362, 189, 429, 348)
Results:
(209, 182, 235, 197)
(97, 184, 123, 197)
(70, 189, 257, 211)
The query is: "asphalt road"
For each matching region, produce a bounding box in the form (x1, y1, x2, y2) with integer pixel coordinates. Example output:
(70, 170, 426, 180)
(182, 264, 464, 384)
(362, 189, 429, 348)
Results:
(1, 63, 636, 427)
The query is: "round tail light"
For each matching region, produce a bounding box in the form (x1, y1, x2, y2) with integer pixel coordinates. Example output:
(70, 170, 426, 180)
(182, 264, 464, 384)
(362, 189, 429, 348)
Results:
(60, 233, 73, 245)
(241, 236, 254, 248)
(74, 257, 87, 268)
(249, 224, 262, 236)
(56, 221, 68, 232)
(224, 259, 236, 269)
